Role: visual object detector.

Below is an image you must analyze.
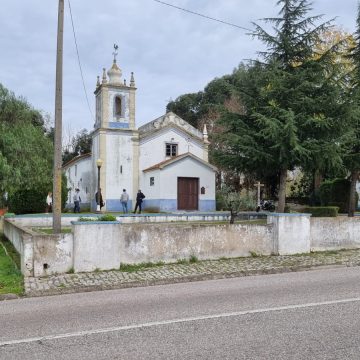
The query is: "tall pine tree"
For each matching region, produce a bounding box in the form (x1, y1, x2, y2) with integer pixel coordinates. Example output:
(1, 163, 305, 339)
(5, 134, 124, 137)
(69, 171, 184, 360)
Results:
(214, 0, 344, 212)
(344, 4, 360, 216)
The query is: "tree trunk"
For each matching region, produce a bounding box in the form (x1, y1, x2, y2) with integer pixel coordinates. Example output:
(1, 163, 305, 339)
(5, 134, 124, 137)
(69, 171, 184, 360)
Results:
(348, 170, 359, 217)
(313, 169, 323, 190)
(277, 168, 287, 213)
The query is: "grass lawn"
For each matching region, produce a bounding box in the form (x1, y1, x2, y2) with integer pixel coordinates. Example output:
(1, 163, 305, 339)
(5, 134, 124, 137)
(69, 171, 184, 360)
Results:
(33, 227, 72, 235)
(0, 236, 23, 295)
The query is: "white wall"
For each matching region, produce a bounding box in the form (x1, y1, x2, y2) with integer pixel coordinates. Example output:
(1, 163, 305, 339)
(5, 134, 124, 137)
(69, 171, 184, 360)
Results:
(139, 127, 204, 171)
(311, 217, 360, 251)
(120, 223, 274, 264)
(106, 132, 134, 201)
(73, 222, 121, 272)
(159, 157, 215, 201)
(107, 88, 130, 123)
(65, 157, 92, 206)
(141, 169, 161, 200)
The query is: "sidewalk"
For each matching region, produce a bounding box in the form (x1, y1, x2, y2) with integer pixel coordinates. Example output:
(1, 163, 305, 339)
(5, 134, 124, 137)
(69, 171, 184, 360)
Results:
(24, 249, 360, 297)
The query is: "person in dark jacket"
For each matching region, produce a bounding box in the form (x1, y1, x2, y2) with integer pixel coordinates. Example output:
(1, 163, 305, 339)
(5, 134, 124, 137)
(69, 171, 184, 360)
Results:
(95, 188, 104, 210)
(133, 190, 145, 214)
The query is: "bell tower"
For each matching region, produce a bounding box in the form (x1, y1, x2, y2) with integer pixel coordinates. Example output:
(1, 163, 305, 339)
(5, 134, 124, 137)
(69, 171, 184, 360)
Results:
(94, 46, 136, 130)
(91, 45, 139, 211)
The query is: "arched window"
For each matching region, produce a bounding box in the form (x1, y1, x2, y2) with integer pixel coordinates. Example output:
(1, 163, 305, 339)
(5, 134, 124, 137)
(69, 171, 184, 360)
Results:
(115, 96, 122, 117)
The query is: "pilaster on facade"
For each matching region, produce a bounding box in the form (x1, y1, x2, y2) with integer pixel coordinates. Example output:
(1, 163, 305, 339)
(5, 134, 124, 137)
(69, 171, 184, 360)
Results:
(203, 143, 209, 162)
(129, 88, 136, 130)
(132, 132, 140, 207)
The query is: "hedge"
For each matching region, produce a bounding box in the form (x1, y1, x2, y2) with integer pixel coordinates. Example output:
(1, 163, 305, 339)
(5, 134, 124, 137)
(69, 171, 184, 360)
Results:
(303, 206, 339, 217)
(319, 178, 358, 213)
(8, 175, 69, 215)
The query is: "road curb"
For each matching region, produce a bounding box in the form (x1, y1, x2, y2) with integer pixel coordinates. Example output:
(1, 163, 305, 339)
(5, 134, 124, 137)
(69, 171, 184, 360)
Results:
(24, 263, 353, 298)
(0, 293, 20, 301)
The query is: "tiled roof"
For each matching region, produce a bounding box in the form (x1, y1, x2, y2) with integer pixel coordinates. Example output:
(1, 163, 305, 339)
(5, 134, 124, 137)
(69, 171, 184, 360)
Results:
(62, 153, 92, 169)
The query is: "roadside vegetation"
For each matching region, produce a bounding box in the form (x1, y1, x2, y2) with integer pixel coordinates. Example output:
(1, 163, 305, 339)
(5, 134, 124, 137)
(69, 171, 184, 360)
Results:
(0, 236, 23, 295)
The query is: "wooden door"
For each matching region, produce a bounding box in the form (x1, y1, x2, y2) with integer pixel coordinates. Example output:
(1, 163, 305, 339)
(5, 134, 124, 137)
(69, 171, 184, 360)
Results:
(177, 177, 199, 210)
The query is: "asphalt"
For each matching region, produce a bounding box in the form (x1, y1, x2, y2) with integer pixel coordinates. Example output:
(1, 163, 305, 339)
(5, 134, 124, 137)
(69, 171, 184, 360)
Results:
(2, 267, 360, 359)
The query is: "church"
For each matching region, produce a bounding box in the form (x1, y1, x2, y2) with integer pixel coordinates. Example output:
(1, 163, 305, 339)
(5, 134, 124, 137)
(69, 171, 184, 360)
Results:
(63, 54, 217, 212)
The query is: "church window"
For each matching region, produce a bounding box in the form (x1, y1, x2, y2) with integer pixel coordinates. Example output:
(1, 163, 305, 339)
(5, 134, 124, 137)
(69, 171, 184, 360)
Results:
(201, 186, 205, 194)
(115, 96, 122, 117)
(166, 143, 177, 157)
(150, 177, 155, 186)
(120, 165, 123, 174)
(75, 165, 77, 177)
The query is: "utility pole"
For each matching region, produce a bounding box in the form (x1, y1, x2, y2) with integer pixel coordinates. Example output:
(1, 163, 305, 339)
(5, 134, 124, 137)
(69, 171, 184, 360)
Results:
(53, 0, 64, 233)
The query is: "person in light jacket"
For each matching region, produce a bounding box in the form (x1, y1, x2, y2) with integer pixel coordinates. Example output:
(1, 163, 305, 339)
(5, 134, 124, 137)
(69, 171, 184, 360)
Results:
(45, 192, 52, 213)
(120, 189, 129, 213)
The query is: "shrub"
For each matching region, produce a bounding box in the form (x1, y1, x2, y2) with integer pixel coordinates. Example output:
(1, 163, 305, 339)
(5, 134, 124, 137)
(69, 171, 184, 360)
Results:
(78, 217, 97, 222)
(8, 174, 69, 214)
(99, 214, 117, 221)
(216, 192, 227, 211)
(319, 178, 358, 213)
(303, 206, 339, 217)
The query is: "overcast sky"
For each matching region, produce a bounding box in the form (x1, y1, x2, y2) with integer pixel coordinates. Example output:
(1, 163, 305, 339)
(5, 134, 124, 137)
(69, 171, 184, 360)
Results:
(0, 0, 357, 136)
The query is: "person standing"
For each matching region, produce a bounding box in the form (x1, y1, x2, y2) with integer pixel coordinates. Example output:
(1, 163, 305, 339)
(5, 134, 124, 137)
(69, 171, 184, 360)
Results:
(120, 189, 129, 213)
(133, 190, 145, 214)
(73, 188, 81, 213)
(46, 192, 52, 213)
(95, 188, 104, 210)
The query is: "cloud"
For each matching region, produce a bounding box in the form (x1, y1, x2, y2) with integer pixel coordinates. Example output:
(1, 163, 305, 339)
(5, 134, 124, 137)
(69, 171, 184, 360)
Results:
(0, 0, 357, 133)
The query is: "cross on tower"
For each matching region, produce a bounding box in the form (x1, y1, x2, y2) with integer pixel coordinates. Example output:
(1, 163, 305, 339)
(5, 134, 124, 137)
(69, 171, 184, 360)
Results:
(113, 44, 119, 62)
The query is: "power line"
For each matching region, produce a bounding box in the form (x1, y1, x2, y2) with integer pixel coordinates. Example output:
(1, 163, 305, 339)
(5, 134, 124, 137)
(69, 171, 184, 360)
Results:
(152, 0, 252, 32)
(67, 0, 95, 121)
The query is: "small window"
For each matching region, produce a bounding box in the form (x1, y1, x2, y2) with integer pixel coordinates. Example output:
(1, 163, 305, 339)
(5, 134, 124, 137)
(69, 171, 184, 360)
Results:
(150, 177, 155, 186)
(166, 143, 177, 157)
(75, 165, 77, 177)
(201, 186, 205, 194)
(115, 96, 122, 116)
(120, 165, 123, 174)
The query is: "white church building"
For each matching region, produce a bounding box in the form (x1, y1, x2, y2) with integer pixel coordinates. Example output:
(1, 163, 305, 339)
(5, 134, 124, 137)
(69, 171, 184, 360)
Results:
(63, 55, 217, 212)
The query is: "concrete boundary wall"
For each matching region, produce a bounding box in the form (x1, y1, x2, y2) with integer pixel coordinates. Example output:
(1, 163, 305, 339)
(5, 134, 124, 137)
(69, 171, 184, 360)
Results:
(5, 212, 266, 227)
(73, 221, 121, 272)
(268, 214, 311, 255)
(119, 222, 274, 264)
(3, 218, 73, 277)
(310, 217, 360, 251)
(3, 214, 360, 277)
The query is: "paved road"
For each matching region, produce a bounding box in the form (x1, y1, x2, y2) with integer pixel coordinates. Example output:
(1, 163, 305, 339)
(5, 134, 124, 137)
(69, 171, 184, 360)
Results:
(1, 267, 360, 359)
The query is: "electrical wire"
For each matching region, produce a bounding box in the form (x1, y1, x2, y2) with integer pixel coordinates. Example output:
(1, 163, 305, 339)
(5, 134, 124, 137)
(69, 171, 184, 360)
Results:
(152, 0, 252, 32)
(68, 0, 95, 121)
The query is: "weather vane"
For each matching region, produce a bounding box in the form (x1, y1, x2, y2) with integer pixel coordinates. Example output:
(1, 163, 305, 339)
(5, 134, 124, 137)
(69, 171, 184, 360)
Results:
(113, 44, 119, 62)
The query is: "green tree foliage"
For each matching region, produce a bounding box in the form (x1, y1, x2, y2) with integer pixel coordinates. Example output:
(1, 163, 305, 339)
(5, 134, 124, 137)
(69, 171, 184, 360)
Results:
(319, 178, 358, 213)
(343, 4, 360, 216)
(8, 174, 68, 214)
(217, 186, 256, 223)
(166, 76, 235, 129)
(63, 129, 92, 164)
(0, 83, 57, 213)
(214, 0, 345, 212)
